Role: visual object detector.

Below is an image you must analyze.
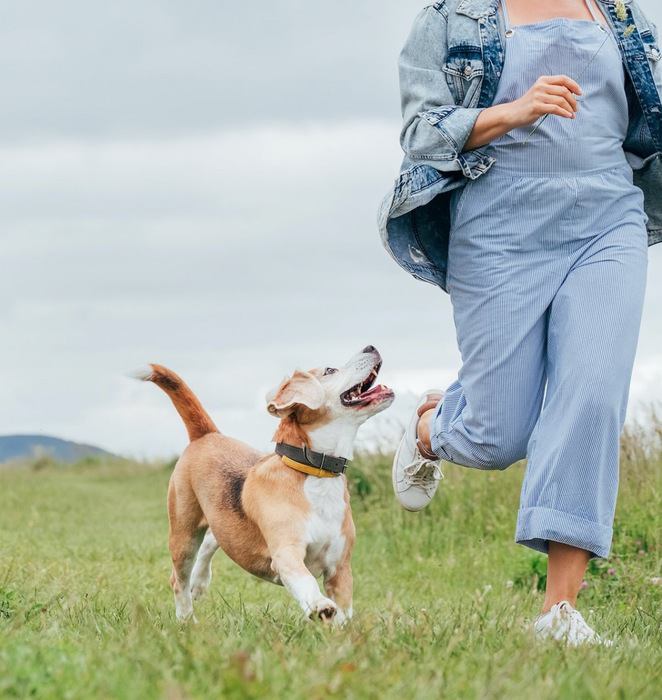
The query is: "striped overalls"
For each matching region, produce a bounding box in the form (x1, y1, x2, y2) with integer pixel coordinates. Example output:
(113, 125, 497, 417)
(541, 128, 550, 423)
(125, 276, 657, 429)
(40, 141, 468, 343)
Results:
(430, 0, 648, 558)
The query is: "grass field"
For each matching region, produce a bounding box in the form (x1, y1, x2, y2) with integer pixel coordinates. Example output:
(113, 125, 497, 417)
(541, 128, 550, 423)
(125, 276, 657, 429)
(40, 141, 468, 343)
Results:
(0, 425, 660, 699)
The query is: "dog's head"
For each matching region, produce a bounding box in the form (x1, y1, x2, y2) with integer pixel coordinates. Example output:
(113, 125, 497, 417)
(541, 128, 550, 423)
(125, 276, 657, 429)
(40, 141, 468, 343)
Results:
(266, 346, 394, 452)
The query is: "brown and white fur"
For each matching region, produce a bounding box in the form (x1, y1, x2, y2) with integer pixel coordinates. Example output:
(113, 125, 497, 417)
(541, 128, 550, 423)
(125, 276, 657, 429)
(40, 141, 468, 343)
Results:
(136, 346, 394, 624)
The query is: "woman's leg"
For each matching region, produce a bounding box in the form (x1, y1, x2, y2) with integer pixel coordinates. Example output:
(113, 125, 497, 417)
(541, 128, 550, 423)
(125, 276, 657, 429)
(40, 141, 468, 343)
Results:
(544, 543, 590, 612)
(395, 245, 553, 514)
(516, 206, 648, 582)
(428, 286, 552, 470)
(429, 174, 575, 472)
(416, 407, 436, 451)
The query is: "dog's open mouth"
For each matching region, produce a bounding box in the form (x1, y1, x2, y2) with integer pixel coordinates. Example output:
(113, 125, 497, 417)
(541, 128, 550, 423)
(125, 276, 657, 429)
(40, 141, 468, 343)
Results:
(340, 361, 393, 407)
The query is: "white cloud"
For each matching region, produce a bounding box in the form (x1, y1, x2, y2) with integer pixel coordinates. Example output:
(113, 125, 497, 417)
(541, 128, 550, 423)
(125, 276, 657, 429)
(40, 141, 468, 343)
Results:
(0, 121, 455, 456)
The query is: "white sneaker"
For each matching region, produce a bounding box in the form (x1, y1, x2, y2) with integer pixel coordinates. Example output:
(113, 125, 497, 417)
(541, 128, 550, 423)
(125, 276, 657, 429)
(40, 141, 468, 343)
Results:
(392, 389, 444, 511)
(534, 601, 613, 647)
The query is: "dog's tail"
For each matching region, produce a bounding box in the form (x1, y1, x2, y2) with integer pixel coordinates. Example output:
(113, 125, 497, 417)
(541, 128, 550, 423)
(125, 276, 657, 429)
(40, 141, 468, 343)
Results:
(133, 364, 219, 442)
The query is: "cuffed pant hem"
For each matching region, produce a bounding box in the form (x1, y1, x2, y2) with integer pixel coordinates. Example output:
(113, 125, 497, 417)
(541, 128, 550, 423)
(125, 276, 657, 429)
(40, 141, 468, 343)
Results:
(515, 506, 612, 559)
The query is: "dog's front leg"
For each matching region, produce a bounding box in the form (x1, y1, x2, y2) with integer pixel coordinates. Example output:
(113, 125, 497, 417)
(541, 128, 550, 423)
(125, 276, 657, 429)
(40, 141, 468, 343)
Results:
(271, 544, 338, 622)
(324, 558, 353, 624)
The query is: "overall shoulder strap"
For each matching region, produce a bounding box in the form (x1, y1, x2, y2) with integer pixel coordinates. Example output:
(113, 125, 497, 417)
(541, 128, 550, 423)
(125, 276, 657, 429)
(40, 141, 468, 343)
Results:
(499, 0, 512, 31)
(583, 0, 602, 24)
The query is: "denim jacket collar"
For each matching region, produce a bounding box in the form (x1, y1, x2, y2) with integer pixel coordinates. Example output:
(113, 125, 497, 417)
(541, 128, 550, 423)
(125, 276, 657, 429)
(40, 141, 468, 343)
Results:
(455, 0, 499, 19)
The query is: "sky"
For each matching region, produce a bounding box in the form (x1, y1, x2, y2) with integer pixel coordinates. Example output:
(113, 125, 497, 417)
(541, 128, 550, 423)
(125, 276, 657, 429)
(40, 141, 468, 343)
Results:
(2, 0, 661, 459)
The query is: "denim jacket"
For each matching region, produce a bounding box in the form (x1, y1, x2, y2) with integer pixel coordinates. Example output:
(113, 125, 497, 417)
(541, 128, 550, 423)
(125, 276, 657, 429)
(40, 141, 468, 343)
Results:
(379, 0, 662, 291)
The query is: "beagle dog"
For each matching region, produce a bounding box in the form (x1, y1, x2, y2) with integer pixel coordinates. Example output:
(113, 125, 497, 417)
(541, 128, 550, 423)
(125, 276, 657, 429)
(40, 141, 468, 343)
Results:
(136, 346, 394, 623)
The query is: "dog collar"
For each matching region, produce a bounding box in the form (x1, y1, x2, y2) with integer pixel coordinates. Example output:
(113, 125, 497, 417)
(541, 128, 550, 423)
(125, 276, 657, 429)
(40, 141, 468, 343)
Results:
(275, 442, 349, 479)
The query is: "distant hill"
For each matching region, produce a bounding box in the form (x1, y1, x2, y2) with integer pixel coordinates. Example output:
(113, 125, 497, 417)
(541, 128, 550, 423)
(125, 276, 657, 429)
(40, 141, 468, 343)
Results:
(0, 435, 116, 464)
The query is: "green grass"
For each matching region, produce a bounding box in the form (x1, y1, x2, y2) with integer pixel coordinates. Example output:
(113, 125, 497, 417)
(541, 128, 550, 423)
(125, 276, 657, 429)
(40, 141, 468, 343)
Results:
(0, 431, 660, 699)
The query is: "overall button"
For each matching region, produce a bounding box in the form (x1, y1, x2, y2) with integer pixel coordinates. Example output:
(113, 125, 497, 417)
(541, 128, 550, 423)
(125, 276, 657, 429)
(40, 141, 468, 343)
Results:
(464, 65, 473, 78)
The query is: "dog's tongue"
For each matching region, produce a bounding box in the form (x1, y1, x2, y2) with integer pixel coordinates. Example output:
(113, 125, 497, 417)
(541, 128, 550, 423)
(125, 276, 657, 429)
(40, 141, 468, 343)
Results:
(360, 384, 386, 398)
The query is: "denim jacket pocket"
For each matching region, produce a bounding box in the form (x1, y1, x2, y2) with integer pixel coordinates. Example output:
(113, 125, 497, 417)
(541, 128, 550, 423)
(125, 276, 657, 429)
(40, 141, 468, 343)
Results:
(442, 52, 484, 106)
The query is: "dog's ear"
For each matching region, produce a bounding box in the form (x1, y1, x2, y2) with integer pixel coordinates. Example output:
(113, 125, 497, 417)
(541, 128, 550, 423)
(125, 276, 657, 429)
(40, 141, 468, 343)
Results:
(266, 371, 325, 417)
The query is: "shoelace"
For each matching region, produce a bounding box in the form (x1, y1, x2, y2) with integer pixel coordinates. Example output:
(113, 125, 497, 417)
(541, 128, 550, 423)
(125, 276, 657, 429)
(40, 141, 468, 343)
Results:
(564, 607, 595, 637)
(403, 457, 443, 488)
(556, 604, 605, 644)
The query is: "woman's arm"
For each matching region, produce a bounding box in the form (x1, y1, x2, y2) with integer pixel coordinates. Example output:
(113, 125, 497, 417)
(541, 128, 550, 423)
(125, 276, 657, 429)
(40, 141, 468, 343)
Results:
(399, 7, 581, 159)
(398, 6, 485, 170)
(465, 75, 582, 150)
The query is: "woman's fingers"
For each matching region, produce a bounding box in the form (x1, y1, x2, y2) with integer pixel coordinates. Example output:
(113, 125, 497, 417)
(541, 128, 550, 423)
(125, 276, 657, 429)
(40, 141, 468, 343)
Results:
(540, 74, 583, 95)
(541, 102, 575, 119)
(539, 94, 577, 118)
(532, 76, 580, 118)
(512, 74, 584, 127)
(544, 84, 579, 113)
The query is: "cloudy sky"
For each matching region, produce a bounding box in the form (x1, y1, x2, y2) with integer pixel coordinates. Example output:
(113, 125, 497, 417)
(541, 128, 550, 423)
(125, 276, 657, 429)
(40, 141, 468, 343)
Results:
(2, 0, 661, 458)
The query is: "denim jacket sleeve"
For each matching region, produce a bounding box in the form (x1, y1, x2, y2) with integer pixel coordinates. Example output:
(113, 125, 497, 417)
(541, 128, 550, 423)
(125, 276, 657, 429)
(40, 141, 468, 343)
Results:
(399, 5, 485, 172)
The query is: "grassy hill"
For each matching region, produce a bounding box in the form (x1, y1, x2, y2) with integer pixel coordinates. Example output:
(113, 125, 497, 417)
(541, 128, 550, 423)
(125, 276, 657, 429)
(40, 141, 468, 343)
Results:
(0, 425, 659, 699)
(0, 435, 115, 465)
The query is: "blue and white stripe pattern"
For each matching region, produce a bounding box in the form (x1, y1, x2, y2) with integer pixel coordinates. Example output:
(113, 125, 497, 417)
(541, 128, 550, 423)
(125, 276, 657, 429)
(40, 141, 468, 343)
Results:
(429, 0, 649, 559)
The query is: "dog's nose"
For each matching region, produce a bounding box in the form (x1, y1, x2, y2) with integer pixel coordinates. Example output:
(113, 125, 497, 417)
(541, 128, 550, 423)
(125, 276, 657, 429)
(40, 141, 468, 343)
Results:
(362, 345, 377, 354)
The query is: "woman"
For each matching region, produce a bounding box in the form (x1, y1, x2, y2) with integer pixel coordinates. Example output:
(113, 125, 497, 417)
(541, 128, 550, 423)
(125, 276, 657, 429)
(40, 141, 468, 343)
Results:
(382, 0, 661, 645)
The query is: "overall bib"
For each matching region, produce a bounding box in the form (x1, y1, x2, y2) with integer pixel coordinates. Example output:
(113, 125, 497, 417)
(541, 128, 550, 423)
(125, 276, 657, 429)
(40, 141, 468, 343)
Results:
(430, 0, 648, 558)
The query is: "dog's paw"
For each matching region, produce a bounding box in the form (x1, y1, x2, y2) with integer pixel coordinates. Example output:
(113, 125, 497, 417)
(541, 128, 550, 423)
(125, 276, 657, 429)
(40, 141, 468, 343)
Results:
(176, 610, 198, 624)
(332, 608, 350, 626)
(308, 598, 338, 623)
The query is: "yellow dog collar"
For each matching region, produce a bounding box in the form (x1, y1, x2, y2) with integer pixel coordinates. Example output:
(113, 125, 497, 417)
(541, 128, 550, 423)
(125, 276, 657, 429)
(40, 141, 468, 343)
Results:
(280, 455, 340, 478)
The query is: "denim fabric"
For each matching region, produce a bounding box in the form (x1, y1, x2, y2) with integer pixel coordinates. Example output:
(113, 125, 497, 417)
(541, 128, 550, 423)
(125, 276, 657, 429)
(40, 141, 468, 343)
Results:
(380, 0, 662, 291)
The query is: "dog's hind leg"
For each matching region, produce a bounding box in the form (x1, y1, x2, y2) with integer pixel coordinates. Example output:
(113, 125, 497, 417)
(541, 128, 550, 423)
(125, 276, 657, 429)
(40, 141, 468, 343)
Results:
(190, 528, 218, 601)
(324, 515, 355, 624)
(169, 527, 205, 622)
(168, 482, 205, 622)
(324, 558, 353, 624)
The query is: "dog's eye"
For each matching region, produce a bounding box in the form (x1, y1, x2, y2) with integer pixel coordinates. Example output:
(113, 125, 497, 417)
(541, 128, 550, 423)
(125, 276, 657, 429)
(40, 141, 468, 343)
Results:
(323, 367, 338, 376)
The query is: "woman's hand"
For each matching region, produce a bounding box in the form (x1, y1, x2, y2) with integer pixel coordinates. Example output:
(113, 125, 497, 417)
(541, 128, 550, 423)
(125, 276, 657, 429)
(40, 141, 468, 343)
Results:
(510, 74, 582, 126)
(464, 74, 582, 150)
